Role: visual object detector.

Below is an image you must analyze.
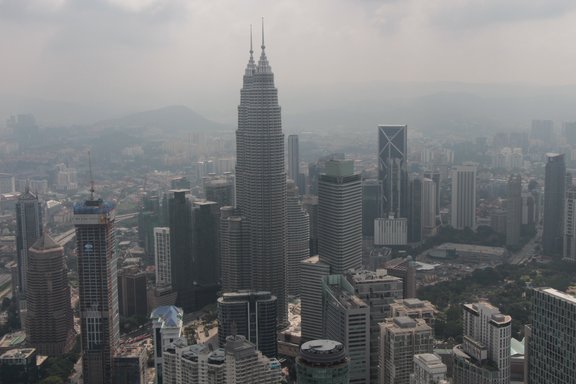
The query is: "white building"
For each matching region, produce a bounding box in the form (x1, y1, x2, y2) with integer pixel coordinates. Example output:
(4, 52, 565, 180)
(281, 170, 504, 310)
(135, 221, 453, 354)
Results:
(451, 165, 477, 230)
(410, 353, 448, 384)
(224, 335, 282, 384)
(150, 305, 184, 384)
(300, 256, 330, 342)
(422, 178, 437, 236)
(452, 302, 511, 384)
(374, 217, 408, 246)
(563, 186, 576, 262)
(153, 227, 172, 289)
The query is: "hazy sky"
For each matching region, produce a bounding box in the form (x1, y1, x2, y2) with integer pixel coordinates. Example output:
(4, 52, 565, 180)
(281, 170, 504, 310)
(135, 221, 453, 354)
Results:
(2, 0, 576, 120)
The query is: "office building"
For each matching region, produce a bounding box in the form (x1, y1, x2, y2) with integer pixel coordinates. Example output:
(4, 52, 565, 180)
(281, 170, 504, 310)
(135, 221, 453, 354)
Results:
(288, 134, 300, 183)
(390, 298, 436, 326)
(408, 176, 423, 243)
(286, 180, 310, 296)
(162, 339, 226, 384)
(235, 27, 288, 325)
(300, 256, 330, 342)
(302, 195, 319, 256)
(224, 335, 282, 384)
(385, 257, 417, 299)
(138, 194, 164, 260)
(362, 179, 381, 239)
(0, 348, 38, 384)
(564, 121, 576, 145)
(423, 171, 440, 216)
(0, 173, 15, 193)
(422, 177, 437, 237)
(154, 227, 172, 290)
(378, 124, 408, 218)
(380, 317, 434, 384)
(118, 268, 148, 318)
(151, 305, 184, 384)
(204, 173, 235, 208)
(564, 186, 576, 261)
(192, 200, 220, 289)
(15, 188, 43, 318)
(219, 206, 251, 292)
(542, 153, 566, 257)
(74, 198, 119, 384)
(296, 339, 350, 384)
(217, 290, 277, 358)
(25, 234, 75, 356)
(347, 269, 403, 383)
(506, 174, 522, 248)
(374, 217, 408, 246)
(410, 353, 448, 384)
(318, 160, 362, 274)
(113, 346, 147, 384)
(527, 288, 576, 384)
(323, 274, 370, 384)
(452, 302, 511, 384)
(170, 176, 191, 190)
(451, 164, 477, 230)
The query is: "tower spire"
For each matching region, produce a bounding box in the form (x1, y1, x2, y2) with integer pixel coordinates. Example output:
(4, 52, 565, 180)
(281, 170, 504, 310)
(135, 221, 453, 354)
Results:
(245, 24, 256, 76)
(250, 24, 254, 56)
(261, 17, 265, 50)
(257, 17, 271, 73)
(88, 150, 95, 200)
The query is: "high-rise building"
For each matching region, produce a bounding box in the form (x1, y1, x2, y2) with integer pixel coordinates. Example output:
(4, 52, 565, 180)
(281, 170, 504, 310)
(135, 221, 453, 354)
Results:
(288, 134, 300, 183)
(150, 305, 184, 384)
(74, 198, 119, 384)
(390, 298, 436, 326)
(235, 26, 288, 325)
(323, 274, 370, 384)
(374, 217, 408, 245)
(452, 302, 511, 384)
(296, 340, 350, 384)
(564, 121, 576, 145)
(379, 317, 434, 384)
(347, 269, 403, 383)
(410, 353, 448, 384)
(118, 268, 148, 318)
(543, 153, 566, 257)
(191, 201, 220, 289)
(318, 159, 362, 274)
(286, 180, 309, 296)
(25, 234, 75, 356)
(422, 177, 437, 237)
(362, 179, 381, 239)
(113, 346, 148, 384)
(300, 256, 330, 342)
(204, 173, 235, 208)
(302, 195, 319, 256)
(564, 186, 576, 262)
(423, 171, 440, 217)
(527, 288, 576, 384)
(162, 339, 226, 384)
(224, 335, 282, 384)
(506, 174, 522, 248)
(15, 189, 43, 309)
(217, 290, 277, 358)
(385, 257, 417, 299)
(219, 206, 251, 293)
(154, 227, 172, 290)
(408, 176, 423, 243)
(451, 164, 477, 230)
(378, 124, 408, 218)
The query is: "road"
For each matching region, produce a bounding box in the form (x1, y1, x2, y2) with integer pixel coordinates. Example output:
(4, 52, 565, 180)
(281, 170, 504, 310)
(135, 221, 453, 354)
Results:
(508, 226, 542, 265)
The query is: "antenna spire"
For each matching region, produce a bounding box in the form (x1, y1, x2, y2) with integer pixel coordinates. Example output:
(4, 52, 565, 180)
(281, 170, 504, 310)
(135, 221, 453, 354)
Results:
(250, 24, 253, 56)
(88, 150, 95, 200)
(261, 17, 265, 49)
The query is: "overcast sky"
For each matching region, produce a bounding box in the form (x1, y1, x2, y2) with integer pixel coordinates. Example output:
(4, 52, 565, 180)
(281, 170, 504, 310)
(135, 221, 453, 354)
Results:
(2, 0, 576, 120)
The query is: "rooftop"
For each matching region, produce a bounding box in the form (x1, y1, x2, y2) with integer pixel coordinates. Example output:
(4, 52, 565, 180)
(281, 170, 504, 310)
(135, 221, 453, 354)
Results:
(150, 305, 183, 328)
(0, 348, 35, 360)
(73, 199, 115, 215)
(540, 287, 576, 304)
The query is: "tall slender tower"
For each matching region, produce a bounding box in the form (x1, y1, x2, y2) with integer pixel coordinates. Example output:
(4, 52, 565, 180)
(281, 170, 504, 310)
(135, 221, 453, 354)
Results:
(506, 174, 522, 248)
(74, 198, 119, 384)
(451, 165, 477, 230)
(235, 23, 288, 324)
(543, 153, 566, 257)
(15, 188, 43, 303)
(378, 125, 408, 218)
(287, 134, 299, 183)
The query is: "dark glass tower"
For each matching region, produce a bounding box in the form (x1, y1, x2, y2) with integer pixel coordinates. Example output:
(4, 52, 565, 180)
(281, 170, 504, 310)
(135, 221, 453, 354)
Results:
(378, 125, 408, 218)
(542, 153, 566, 256)
(15, 189, 43, 300)
(74, 199, 119, 384)
(235, 27, 287, 324)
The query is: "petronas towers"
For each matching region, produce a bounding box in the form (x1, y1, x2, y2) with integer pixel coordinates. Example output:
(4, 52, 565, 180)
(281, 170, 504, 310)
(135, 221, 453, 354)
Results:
(222, 25, 287, 325)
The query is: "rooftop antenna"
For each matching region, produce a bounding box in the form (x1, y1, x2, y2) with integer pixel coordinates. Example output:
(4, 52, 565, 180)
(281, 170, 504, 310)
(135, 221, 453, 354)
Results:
(250, 24, 253, 56)
(261, 17, 265, 49)
(88, 150, 95, 200)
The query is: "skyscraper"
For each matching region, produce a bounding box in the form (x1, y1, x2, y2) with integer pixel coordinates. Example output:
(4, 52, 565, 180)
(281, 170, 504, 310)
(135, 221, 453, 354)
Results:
(74, 198, 119, 384)
(219, 207, 251, 293)
(15, 188, 43, 311)
(408, 176, 422, 243)
(154, 227, 172, 290)
(450, 164, 477, 230)
(378, 125, 408, 218)
(362, 179, 381, 239)
(235, 25, 288, 324)
(423, 171, 441, 217)
(421, 177, 437, 237)
(287, 134, 299, 183)
(300, 256, 330, 342)
(452, 302, 511, 384)
(527, 288, 576, 384)
(318, 159, 362, 274)
(506, 174, 522, 248)
(564, 186, 576, 261)
(286, 180, 309, 296)
(543, 153, 566, 257)
(296, 340, 350, 384)
(26, 234, 75, 356)
(217, 290, 277, 358)
(203, 173, 235, 208)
